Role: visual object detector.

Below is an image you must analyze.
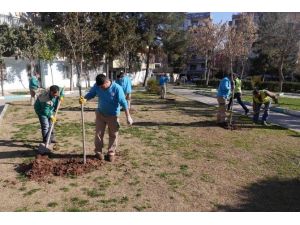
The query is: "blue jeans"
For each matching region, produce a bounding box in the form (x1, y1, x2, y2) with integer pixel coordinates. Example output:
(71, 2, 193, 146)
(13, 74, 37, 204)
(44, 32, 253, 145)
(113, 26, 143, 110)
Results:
(253, 102, 271, 123)
(38, 115, 55, 143)
(227, 93, 248, 112)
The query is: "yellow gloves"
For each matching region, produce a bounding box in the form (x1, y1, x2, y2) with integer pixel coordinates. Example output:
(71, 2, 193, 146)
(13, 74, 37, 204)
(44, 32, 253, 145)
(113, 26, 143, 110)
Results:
(50, 115, 57, 123)
(79, 96, 87, 105)
(60, 96, 64, 102)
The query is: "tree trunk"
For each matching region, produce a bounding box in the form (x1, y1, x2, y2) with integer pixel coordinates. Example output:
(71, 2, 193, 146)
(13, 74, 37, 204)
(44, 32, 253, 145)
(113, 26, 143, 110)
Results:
(241, 59, 245, 79)
(50, 61, 54, 85)
(206, 67, 211, 86)
(204, 53, 208, 80)
(70, 59, 74, 91)
(143, 47, 151, 87)
(80, 58, 84, 88)
(230, 57, 233, 75)
(105, 56, 109, 79)
(85, 63, 91, 88)
(30, 59, 35, 76)
(278, 58, 284, 92)
(0, 64, 4, 96)
(87, 65, 91, 88)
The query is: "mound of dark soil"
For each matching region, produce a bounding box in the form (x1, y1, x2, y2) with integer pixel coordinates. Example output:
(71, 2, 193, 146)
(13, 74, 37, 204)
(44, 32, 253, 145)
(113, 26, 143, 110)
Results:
(17, 155, 103, 181)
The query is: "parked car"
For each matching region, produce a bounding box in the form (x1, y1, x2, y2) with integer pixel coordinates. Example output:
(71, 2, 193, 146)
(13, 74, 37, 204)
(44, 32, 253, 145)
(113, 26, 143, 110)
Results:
(262, 74, 279, 81)
(190, 75, 201, 83)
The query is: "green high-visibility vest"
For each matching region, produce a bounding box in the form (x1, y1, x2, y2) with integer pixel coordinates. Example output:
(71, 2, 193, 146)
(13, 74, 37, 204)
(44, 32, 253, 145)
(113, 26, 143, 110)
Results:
(234, 78, 242, 94)
(253, 90, 271, 104)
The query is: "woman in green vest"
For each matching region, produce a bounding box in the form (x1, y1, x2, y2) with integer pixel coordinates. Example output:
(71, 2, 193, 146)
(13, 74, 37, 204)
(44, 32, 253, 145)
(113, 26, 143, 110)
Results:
(227, 73, 249, 115)
(29, 72, 40, 105)
(252, 89, 278, 125)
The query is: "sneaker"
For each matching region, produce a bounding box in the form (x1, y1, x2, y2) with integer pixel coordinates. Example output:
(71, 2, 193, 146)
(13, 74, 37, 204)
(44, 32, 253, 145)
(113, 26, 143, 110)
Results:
(245, 109, 249, 115)
(218, 122, 229, 129)
(262, 121, 270, 126)
(95, 152, 104, 160)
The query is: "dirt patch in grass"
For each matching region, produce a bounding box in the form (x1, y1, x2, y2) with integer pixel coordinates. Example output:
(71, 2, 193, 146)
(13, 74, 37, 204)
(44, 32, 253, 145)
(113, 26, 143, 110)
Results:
(17, 155, 103, 181)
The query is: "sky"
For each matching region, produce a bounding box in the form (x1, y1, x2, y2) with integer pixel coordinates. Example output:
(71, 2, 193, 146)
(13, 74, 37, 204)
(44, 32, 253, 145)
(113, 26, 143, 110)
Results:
(211, 12, 236, 23)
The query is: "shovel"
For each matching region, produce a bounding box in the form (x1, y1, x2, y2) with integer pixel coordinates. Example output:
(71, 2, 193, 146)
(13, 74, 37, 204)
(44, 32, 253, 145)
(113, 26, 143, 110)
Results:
(37, 99, 62, 154)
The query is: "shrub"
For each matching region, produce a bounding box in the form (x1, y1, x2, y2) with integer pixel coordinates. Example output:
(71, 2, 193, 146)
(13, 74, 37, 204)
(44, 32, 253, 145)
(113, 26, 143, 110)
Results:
(146, 79, 160, 94)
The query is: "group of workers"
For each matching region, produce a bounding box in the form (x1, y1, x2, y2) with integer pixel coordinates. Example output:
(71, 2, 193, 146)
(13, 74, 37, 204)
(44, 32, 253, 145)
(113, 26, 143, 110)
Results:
(29, 69, 279, 159)
(217, 73, 278, 129)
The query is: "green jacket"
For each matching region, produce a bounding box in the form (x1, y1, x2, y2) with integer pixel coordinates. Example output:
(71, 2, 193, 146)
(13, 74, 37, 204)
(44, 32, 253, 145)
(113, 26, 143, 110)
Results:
(34, 87, 64, 118)
(29, 76, 39, 90)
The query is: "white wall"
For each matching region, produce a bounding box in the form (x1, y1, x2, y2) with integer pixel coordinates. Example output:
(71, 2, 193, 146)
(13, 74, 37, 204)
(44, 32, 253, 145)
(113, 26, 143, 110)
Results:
(2, 57, 150, 93)
(43, 60, 73, 89)
(3, 57, 30, 91)
(130, 70, 151, 86)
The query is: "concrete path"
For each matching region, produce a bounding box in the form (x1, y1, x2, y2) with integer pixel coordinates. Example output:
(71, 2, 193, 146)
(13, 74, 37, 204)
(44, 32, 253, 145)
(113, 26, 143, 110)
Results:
(170, 88, 300, 133)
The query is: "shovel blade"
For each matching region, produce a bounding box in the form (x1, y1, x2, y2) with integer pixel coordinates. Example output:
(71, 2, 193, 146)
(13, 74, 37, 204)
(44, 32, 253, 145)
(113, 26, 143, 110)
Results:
(37, 143, 51, 154)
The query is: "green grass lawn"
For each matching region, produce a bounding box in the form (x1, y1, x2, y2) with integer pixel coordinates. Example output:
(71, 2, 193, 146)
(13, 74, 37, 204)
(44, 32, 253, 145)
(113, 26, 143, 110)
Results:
(175, 85, 300, 111)
(243, 95, 300, 111)
(0, 91, 299, 212)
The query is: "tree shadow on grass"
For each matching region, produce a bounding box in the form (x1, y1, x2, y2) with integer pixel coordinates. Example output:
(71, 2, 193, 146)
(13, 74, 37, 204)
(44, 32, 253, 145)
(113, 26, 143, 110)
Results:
(133, 120, 217, 128)
(0, 139, 39, 150)
(216, 177, 300, 211)
(0, 150, 36, 160)
(0, 139, 40, 159)
(60, 106, 96, 112)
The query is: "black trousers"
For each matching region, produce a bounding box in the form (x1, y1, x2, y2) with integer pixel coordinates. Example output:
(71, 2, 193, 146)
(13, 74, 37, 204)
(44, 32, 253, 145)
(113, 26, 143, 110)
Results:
(227, 92, 248, 112)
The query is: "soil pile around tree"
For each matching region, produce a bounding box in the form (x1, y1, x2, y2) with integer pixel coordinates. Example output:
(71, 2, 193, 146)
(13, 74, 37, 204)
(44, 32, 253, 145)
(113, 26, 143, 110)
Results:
(17, 155, 103, 181)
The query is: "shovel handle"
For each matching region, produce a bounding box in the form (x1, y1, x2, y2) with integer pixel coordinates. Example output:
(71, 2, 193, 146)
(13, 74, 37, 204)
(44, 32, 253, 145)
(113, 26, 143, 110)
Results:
(45, 99, 62, 148)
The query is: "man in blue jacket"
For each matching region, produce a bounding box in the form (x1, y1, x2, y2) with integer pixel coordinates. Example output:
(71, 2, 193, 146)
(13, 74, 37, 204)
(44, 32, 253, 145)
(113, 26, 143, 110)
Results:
(79, 74, 133, 162)
(159, 73, 170, 99)
(116, 71, 132, 109)
(217, 74, 231, 128)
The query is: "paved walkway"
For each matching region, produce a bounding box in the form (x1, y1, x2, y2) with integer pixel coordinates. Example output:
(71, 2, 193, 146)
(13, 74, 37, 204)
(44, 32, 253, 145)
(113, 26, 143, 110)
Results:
(170, 88, 300, 133)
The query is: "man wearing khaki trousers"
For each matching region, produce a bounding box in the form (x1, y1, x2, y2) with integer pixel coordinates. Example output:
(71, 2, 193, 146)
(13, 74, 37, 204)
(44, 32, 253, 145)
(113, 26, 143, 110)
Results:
(79, 74, 133, 162)
(217, 74, 231, 129)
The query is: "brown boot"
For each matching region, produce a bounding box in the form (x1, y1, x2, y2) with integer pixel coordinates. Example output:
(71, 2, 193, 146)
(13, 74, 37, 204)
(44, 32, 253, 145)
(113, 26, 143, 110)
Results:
(107, 151, 115, 162)
(95, 152, 104, 160)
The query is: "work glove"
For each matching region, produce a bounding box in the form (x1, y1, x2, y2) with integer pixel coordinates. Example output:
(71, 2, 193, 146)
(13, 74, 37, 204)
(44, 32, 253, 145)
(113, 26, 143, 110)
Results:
(127, 116, 133, 126)
(59, 96, 64, 102)
(274, 96, 279, 104)
(79, 96, 87, 105)
(50, 115, 57, 123)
